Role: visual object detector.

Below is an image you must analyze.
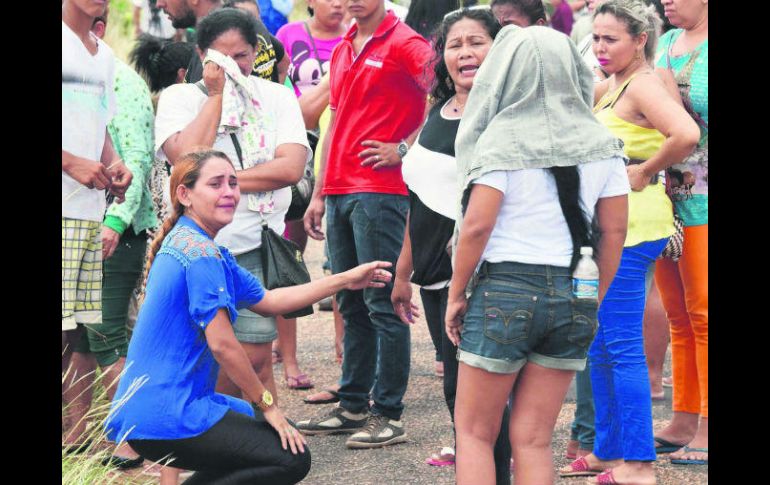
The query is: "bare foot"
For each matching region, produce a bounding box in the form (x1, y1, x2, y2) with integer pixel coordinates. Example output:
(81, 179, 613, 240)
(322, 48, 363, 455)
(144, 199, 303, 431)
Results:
(669, 447, 708, 463)
(654, 413, 699, 451)
(670, 418, 708, 462)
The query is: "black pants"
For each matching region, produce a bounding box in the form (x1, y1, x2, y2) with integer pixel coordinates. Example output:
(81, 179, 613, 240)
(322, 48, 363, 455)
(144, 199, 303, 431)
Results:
(420, 287, 512, 485)
(129, 410, 311, 485)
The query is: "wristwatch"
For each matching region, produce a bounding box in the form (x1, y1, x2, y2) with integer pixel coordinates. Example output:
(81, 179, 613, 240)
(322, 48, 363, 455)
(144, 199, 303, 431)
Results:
(255, 389, 274, 411)
(397, 139, 410, 159)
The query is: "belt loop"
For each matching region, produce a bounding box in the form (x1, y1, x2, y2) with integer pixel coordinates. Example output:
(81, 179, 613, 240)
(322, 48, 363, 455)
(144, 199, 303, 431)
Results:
(479, 260, 489, 278)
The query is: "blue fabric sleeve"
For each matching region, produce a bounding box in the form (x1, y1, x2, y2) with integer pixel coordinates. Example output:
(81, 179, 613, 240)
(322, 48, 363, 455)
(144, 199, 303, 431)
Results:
(217, 393, 256, 418)
(186, 257, 236, 330)
(233, 262, 266, 309)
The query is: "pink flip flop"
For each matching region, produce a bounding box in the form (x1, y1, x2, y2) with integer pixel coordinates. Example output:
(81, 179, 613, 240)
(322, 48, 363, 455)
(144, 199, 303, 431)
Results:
(589, 469, 619, 484)
(560, 456, 605, 477)
(425, 447, 455, 467)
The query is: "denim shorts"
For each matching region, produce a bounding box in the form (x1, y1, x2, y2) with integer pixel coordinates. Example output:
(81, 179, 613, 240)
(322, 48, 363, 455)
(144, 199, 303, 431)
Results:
(232, 248, 277, 344)
(458, 261, 598, 374)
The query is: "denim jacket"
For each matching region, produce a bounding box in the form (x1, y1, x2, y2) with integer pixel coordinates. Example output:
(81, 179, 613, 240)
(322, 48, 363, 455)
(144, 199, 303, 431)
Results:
(452, 26, 625, 277)
(454, 26, 625, 217)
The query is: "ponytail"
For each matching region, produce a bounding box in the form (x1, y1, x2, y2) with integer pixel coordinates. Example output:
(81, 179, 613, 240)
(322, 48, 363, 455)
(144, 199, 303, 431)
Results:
(549, 166, 593, 271)
(130, 34, 195, 92)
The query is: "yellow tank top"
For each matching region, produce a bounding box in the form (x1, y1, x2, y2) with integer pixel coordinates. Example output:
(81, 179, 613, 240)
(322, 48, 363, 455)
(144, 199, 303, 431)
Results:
(594, 73, 675, 247)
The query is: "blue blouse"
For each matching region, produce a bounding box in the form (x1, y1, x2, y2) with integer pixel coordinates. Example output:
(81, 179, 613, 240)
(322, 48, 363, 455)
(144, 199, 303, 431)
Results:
(105, 216, 266, 442)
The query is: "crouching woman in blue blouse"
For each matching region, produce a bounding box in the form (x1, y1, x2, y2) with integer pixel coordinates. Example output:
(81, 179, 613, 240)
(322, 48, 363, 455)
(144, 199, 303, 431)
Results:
(105, 149, 393, 484)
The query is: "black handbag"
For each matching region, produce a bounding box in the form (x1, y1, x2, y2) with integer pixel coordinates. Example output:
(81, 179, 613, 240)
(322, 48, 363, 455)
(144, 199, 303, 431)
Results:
(260, 223, 314, 319)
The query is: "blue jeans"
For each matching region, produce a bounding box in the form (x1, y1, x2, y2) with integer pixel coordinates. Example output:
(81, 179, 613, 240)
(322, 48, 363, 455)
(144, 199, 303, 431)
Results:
(589, 238, 668, 462)
(570, 359, 595, 451)
(326, 193, 410, 420)
(571, 258, 659, 450)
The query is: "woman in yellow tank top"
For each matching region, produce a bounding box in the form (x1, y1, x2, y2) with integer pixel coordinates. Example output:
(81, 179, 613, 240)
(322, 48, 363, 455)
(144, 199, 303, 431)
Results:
(560, 1, 699, 484)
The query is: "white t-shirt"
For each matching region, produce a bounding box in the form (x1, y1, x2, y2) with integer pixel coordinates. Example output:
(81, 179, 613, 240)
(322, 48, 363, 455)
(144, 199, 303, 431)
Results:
(62, 21, 117, 222)
(472, 157, 630, 268)
(154, 77, 310, 255)
(132, 0, 177, 39)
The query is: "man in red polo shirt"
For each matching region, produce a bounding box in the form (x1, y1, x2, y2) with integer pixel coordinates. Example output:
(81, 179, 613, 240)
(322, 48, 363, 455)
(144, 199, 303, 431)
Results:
(298, 0, 433, 449)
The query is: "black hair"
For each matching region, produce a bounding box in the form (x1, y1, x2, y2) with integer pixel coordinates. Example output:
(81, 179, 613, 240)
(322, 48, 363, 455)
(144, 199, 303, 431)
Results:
(430, 7, 500, 105)
(490, 0, 547, 25)
(196, 7, 259, 51)
(405, 0, 460, 39)
(550, 166, 594, 271)
(130, 34, 195, 92)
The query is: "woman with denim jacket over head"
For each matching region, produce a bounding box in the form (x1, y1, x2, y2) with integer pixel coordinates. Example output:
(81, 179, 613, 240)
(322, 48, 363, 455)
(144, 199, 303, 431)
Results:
(446, 23, 629, 485)
(558, 1, 699, 483)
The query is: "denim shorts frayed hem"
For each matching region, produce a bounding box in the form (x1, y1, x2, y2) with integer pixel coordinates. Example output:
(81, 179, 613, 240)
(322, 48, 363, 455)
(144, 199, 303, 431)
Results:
(458, 349, 586, 373)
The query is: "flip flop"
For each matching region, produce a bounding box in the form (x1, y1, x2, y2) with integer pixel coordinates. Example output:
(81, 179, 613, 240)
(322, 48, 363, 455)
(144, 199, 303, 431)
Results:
(662, 376, 673, 388)
(587, 469, 618, 484)
(654, 436, 686, 454)
(425, 447, 455, 467)
(560, 456, 605, 477)
(670, 446, 708, 465)
(303, 389, 339, 404)
(286, 374, 315, 390)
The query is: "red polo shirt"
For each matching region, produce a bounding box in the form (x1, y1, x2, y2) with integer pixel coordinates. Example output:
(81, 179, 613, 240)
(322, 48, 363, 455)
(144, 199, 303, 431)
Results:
(324, 10, 434, 196)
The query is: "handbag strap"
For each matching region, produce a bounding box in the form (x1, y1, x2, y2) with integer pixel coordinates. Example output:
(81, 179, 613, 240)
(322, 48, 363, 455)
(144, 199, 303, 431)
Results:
(303, 21, 325, 75)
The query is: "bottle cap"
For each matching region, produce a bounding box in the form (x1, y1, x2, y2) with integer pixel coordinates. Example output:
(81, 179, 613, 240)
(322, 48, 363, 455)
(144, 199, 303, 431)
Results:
(580, 246, 593, 256)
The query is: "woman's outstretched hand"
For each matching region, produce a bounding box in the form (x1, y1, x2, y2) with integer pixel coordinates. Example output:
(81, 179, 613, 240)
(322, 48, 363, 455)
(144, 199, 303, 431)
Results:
(344, 261, 393, 290)
(263, 406, 307, 455)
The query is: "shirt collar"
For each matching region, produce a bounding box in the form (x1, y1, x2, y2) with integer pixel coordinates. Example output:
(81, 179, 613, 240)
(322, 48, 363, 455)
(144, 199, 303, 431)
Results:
(178, 215, 213, 239)
(343, 9, 400, 42)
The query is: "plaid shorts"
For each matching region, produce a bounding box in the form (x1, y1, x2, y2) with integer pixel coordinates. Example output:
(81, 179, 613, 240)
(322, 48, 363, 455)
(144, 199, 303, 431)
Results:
(62, 218, 103, 331)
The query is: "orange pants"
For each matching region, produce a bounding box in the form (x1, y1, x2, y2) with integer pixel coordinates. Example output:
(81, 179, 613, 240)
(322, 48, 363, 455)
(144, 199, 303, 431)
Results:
(655, 224, 708, 417)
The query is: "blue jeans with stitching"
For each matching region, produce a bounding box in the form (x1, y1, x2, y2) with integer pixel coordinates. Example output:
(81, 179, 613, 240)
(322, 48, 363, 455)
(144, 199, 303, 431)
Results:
(589, 238, 668, 462)
(326, 193, 411, 420)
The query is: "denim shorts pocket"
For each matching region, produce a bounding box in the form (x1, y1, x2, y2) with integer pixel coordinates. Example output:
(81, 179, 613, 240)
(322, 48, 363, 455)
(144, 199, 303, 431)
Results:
(568, 298, 599, 348)
(482, 291, 537, 345)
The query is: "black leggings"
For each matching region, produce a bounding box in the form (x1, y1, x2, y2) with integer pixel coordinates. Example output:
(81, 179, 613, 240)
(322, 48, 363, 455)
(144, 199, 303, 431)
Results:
(129, 410, 311, 485)
(420, 287, 512, 485)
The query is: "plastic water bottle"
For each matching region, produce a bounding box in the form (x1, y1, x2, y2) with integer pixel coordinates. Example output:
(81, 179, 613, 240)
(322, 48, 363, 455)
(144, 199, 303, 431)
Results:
(572, 247, 599, 300)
